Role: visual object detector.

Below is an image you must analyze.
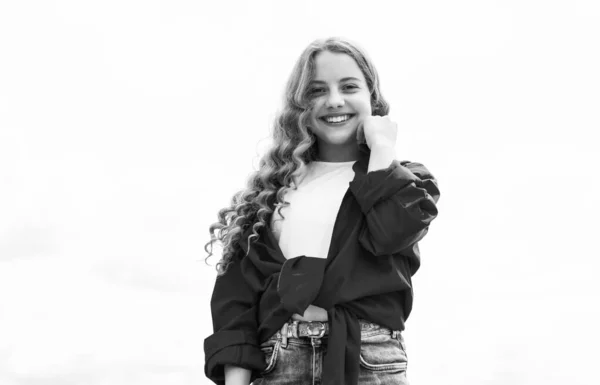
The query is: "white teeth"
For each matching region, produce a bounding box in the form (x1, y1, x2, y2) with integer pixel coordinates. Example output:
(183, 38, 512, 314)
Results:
(324, 114, 351, 123)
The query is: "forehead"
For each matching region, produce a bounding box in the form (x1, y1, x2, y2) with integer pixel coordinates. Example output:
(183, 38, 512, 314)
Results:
(312, 51, 366, 83)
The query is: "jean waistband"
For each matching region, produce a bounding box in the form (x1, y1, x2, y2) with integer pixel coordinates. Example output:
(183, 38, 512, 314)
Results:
(283, 320, 329, 339)
(277, 318, 399, 340)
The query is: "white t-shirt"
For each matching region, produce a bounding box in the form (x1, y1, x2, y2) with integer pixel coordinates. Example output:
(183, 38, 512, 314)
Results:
(270, 160, 356, 260)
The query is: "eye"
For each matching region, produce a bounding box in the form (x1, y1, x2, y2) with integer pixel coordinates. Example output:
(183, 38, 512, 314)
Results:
(343, 84, 358, 91)
(307, 88, 326, 99)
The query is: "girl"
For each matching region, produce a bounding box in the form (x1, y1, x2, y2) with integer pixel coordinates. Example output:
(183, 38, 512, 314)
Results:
(203, 37, 440, 385)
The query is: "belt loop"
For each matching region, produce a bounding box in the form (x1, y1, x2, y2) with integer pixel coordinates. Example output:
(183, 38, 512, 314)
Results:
(391, 330, 398, 339)
(281, 322, 288, 348)
(291, 320, 299, 338)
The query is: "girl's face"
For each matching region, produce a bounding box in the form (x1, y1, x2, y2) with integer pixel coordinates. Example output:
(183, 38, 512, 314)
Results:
(307, 51, 372, 156)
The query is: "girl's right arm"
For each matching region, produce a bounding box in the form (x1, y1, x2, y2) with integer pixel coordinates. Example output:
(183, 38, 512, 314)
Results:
(204, 248, 266, 385)
(224, 365, 251, 385)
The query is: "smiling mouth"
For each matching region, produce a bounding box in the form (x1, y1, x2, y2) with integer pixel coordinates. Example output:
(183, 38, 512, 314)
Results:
(320, 114, 355, 124)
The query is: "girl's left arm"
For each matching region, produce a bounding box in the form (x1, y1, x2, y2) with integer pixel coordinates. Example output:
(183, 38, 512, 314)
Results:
(348, 159, 440, 256)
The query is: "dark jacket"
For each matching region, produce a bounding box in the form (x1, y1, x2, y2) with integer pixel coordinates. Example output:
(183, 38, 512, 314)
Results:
(204, 144, 441, 385)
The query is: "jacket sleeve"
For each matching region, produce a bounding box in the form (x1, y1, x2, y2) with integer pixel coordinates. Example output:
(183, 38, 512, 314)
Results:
(204, 249, 266, 385)
(348, 159, 440, 257)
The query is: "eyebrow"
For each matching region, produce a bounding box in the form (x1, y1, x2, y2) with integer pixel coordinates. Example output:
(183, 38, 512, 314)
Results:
(309, 77, 362, 84)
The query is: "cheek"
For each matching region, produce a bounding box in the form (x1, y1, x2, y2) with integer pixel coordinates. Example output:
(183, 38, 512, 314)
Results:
(308, 109, 322, 129)
(309, 110, 319, 125)
(352, 94, 373, 113)
(356, 106, 372, 118)
(309, 101, 324, 120)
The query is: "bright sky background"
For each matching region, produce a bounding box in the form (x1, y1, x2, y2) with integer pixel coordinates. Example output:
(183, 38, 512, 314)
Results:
(1, 1, 599, 384)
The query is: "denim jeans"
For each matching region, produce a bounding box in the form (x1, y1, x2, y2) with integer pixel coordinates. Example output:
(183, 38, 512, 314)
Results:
(252, 318, 409, 385)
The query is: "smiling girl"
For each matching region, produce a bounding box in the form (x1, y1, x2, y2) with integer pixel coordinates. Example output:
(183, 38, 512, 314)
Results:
(204, 37, 440, 385)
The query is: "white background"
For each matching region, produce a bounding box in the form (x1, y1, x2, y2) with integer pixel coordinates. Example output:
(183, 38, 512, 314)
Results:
(1, 1, 599, 384)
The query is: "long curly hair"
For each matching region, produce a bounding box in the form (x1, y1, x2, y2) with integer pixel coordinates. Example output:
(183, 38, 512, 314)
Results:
(204, 36, 390, 276)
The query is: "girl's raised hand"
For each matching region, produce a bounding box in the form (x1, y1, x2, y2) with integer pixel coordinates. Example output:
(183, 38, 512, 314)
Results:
(356, 115, 398, 149)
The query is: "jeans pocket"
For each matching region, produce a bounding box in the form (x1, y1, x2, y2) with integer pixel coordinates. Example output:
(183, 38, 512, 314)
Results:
(359, 331, 407, 373)
(259, 339, 281, 375)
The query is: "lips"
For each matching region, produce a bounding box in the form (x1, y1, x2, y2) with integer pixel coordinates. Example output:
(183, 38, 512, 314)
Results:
(319, 114, 356, 124)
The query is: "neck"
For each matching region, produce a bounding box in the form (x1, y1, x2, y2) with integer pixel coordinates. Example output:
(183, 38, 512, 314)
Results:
(316, 142, 360, 162)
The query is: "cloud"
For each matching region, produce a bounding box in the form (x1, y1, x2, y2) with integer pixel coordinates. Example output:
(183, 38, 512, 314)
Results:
(0, 225, 57, 262)
(89, 260, 191, 293)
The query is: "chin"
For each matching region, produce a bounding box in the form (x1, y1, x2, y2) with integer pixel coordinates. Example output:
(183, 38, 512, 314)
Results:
(324, 132, 358, 145)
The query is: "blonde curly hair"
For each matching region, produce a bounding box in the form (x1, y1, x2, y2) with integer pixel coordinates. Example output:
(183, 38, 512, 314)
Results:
(204, 36, 390, 276)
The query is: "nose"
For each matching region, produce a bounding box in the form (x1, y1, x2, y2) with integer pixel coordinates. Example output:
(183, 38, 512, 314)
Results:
(325, 89, 345, 108)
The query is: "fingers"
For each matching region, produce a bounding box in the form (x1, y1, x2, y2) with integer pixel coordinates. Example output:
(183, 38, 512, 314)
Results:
(356, 121, 366, 144)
